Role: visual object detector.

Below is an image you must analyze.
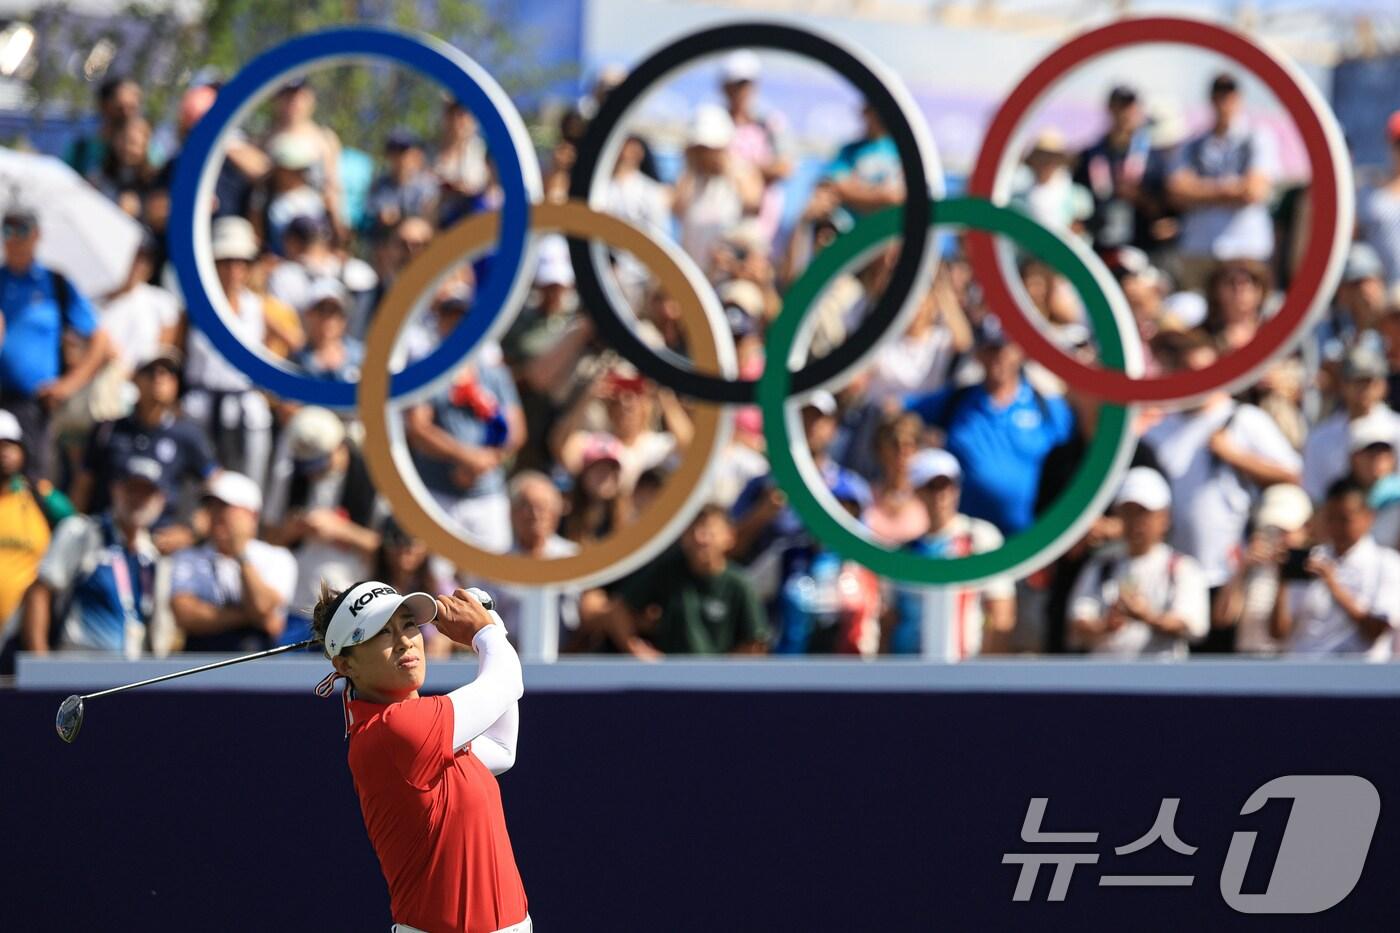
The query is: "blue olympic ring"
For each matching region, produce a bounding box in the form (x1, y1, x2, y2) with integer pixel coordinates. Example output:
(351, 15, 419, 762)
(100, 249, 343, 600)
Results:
(168, 26, 542, 408)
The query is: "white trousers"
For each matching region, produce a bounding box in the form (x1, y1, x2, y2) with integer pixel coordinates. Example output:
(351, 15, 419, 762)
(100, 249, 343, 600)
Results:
(392, 916, 531, 933)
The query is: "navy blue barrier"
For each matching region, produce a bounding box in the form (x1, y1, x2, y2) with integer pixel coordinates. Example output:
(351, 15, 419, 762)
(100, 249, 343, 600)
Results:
(3, 688, 1398, 930)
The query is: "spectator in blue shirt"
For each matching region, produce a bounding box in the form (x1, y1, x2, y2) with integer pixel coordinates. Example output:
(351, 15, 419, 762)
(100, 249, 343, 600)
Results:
(904, 316, 1075, 535)
(0, 207, 111, 482)
(72, 346, 218, 554)
(20, 455, 167, 657)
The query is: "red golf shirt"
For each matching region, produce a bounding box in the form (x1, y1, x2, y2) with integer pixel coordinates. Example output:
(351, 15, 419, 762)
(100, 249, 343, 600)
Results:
(347, 694, 528, 932)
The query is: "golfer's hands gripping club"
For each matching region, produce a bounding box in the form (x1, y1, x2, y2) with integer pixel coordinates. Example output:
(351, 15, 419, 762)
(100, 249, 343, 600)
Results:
(434, 587, 501, 646)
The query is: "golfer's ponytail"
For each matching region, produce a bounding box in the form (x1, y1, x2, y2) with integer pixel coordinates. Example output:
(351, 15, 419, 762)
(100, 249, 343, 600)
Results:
(310, 580, 343, 646)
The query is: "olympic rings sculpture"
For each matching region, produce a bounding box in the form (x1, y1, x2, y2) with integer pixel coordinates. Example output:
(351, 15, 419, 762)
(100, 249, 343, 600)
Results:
(169, 17, 1351, 590)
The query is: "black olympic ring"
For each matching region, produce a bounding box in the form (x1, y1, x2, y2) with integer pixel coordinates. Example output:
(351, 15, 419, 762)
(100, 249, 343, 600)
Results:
(568, 21, 943, 404)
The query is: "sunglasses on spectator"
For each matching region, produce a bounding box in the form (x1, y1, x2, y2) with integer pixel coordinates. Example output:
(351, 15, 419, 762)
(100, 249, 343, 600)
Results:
(2, 219, 35, 238)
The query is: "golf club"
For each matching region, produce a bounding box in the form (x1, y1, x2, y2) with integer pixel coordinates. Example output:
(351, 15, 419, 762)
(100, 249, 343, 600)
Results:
(54, 638, 318, 744)
(54, 589, 496, 743)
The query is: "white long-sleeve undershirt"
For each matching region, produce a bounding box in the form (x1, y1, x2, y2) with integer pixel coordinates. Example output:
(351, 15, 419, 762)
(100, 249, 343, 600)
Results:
(448, 619, 523, 775)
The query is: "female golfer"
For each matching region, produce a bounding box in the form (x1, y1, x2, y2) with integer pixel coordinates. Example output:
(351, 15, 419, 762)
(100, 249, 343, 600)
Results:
(311, 580, 530, 933)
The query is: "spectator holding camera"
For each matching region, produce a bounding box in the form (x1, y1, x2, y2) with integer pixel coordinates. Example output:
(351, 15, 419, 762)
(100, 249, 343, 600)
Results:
(1067, 467, 1209, 658)
(1272, 478, 1400, 658)
(1212, 483, 1313, 655)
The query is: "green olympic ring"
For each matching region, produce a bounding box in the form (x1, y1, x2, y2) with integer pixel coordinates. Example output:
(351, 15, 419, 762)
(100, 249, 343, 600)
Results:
(757, 196, 1137, 587)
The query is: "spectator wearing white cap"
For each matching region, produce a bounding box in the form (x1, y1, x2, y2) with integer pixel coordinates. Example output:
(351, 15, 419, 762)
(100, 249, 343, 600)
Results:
(292, 277, 364, 382)
(263, 407, 382, 643)
(0, 410, 75, 667)
(674, 103, 763, 279)
(720, 49, 793, 242)
(1272, 477, 1400, 659)
(169, 471, 297, 652)
(1212, 483, 1313, 655)
(1067, 467, 1208, 658)
(181, 216, 275, 489)
(264, 130, 332, 254)
(21, 454, 173, 658)
(885, 448, 1014, 657)
(1301, 343, 1400, 501)
(1313, 243, 1388, 369)
(732, 390, 871, 608)
(1345, 413, 1400, 549)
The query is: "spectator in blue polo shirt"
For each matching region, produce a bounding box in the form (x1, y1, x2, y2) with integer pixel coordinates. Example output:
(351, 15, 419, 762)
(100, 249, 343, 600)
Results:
(72, 345, 218, 554)
(0, 206, 111, 482)
(904, 316, 1075, 535)
(19, 455, 168, 657)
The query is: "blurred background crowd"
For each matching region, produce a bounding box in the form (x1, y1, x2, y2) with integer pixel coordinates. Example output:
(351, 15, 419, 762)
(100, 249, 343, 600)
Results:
(4, 30, 1400, 667)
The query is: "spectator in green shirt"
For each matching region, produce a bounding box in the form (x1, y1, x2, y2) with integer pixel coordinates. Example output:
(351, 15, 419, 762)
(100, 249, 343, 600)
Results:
(615, 504, 769, 656)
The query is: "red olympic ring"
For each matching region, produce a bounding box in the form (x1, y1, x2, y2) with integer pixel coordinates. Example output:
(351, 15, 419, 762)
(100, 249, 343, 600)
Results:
(966, 16, 1352, 405)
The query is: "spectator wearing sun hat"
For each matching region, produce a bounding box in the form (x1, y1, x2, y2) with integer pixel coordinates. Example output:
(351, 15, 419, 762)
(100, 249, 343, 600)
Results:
(884, 448, 1014, 658)
(169, 470, 297, 653)
(1067, 466, 1208, 658)
(1013, 128, 1093, 234)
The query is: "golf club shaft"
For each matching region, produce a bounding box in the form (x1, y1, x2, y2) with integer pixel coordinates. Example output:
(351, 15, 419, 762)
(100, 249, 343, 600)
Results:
(81, 639, 319, 701)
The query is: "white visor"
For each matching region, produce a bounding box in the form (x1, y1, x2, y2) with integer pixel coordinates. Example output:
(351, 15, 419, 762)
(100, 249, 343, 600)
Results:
(324, 580, 438, 657)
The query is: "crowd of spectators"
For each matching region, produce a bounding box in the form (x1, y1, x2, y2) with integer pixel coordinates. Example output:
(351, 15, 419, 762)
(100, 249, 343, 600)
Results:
(4, 56, 1400, 667)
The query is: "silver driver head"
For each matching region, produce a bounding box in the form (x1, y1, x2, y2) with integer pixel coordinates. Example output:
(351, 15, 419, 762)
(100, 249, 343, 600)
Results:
(56, 695, 84, 744)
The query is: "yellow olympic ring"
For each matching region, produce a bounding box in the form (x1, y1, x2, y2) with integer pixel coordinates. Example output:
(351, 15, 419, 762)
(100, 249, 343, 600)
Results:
(358, 200, 735, 588)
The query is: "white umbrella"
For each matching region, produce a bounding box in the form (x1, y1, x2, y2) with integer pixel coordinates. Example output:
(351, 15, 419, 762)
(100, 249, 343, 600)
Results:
(0, 146, 143, 298)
